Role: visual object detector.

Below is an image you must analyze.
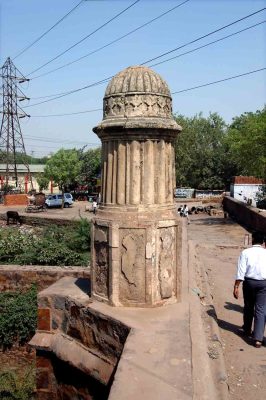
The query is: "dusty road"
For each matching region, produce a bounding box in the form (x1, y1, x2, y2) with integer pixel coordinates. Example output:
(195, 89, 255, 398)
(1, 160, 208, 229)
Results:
(188, 214, 266, 400)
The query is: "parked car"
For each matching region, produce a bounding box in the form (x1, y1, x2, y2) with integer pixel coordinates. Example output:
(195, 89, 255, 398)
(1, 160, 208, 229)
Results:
(45, 193, 73, 208)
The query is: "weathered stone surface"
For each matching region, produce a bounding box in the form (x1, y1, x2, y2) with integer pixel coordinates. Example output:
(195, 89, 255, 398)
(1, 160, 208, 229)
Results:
(92, 65, 182, 307)
(120, 229, 146, 304)
(158, 227, 176, 299)
(93, 226, 109, 300)
(34, 277, 129, 365)
(96, 66, 181, 132)
(0, 265, 90, 292)
(38, 308, 51, 331)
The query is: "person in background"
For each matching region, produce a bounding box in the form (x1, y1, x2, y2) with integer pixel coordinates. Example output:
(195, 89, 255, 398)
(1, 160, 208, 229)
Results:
(183, 204, 190, 224)
(92, 199, 97, 214)
(233, 231, 266, 348)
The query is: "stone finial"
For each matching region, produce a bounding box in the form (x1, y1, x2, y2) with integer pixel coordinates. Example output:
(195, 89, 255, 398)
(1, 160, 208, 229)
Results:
(94, 66, 181, 133)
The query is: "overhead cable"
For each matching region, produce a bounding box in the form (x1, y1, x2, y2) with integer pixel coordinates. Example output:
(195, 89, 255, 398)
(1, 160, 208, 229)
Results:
(13, 0, 85, 60)
(24, 134, 98, 146)
(30, 0, 190, 80)
(171, 67, 266, 95)
(140, 6, 266, 65)
(27, 0, 140, 76)
(149, 20, 266, 68)
(28, 66, 266, 117)
(25, 11, 266, 108)
(24, 76, 112, 107)
(30, 108, 102, 117)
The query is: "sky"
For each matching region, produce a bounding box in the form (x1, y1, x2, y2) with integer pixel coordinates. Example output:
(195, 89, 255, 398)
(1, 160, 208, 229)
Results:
(0, 0, 265, 158)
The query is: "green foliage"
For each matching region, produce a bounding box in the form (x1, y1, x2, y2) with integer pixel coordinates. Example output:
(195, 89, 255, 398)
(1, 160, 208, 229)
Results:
(44, 148, 82, 192)
(255, 184, 266, 209)
(0, 367, 35, 400)
(36, 173, 49, 191)
(0, 285, 37, 349)
(0, 220, 90, 266)
(0, 230, 34, 263)
(174, 112, 235, 189)
(226, 107, 266, 178)
(79, 147, 101, 185)
(67, 217, 91, 252)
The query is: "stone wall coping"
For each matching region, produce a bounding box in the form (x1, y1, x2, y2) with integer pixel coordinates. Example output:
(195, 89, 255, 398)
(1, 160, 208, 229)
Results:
(38, 276, 91, 305)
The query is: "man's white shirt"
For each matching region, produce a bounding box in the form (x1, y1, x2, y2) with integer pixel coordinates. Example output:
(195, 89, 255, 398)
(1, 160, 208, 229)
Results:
(236, 245, 266, 281)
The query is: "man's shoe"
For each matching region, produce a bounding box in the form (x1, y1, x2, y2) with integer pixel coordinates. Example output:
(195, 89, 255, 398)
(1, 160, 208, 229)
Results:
(254, 341, 262, 348)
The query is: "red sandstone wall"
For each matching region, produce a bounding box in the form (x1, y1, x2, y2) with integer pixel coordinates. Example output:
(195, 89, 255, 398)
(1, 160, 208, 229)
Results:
(0, 265, 90, 292)
(4, 194, 28, 206)
(223, 196, 266, 233)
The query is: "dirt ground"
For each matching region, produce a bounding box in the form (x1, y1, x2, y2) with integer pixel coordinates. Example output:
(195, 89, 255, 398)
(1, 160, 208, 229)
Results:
(0, 200, 94, 221)
(188, 213, 266, 400)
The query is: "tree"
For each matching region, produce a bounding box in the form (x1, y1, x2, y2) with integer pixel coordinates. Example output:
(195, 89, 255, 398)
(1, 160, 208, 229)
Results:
(226, 107, 266, 178)
(43, 149, 82, 208)
(174, 112, 235, 189)
(36, 174, 49, 192)
(79, 147, 101, 187)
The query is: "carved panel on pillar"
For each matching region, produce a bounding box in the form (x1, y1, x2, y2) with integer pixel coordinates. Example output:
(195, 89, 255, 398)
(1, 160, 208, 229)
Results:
(158, 227, 176, 299)
(119, 229, 146, 304)
(94, 226, 109, 299)
(104, 94, 172, 119)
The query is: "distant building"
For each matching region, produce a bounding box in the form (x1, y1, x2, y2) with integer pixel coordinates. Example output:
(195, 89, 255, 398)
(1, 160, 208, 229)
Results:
(0, 164, 57, 194)
(230, 176, 265, 207)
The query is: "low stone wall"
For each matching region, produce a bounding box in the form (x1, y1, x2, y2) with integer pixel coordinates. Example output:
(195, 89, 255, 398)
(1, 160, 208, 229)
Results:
(0, 265, 90, 292)
(30, 277, 130, 399)
(223, 196, 266, 233)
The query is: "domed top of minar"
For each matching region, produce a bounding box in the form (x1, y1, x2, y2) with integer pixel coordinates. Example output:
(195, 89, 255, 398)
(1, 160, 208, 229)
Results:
(93, 65, 181, 133)
(104, 66, 171, 97)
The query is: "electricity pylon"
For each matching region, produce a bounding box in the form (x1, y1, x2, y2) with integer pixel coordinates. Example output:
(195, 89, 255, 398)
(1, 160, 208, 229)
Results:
(0, 57, 33, 190)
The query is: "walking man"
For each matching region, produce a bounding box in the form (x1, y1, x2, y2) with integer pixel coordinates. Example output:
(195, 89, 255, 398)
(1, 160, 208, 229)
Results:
(92, 199, 97, 214)
(233, 231, 266, 348)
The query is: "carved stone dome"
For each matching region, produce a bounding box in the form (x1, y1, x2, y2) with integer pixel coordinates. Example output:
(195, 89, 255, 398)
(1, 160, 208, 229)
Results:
(104, 66, 171, 97)
(94, 65, 181, 133)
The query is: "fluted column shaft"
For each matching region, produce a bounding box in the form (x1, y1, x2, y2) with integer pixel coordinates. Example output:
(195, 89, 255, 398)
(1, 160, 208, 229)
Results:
(101, 138, 175, 206)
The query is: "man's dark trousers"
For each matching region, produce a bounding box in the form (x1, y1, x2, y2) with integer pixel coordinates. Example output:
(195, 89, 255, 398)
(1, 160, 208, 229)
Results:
(243, 278, 266, 341)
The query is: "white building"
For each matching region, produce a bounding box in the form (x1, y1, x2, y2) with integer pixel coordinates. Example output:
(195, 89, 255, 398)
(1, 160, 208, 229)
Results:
(230, 176, 264, 207)
(0, 164, 58, 194)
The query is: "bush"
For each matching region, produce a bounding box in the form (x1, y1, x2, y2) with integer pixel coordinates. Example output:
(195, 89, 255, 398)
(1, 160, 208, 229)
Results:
(256, 198, 266, 210)
(0, 218, 90, 266)
(0, 285, 37, 349)
(0, 367, 35, 400)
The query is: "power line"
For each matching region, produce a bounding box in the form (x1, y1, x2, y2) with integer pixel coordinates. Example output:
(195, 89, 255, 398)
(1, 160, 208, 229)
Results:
(25, 10, 266, 108)
(27, 0, 140, 77)
(24, 76, 112, 108)
(13, 0, 85, 60)
(149, 20, 266, 68)
(30, 0, 190, 80)
(28, 66, 266, 117)
(140, 6, 266, 65)
(30, 108, 102, 117)
(171, 67, 266, 95)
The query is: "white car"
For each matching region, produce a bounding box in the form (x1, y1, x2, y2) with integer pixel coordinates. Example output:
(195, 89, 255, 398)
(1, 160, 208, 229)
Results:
(45, 193, 73, 208)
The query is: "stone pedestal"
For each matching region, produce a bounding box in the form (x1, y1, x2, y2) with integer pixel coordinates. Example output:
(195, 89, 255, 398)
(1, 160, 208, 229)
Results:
(92, 209, 182, 307)
(92, 66, 182, 307)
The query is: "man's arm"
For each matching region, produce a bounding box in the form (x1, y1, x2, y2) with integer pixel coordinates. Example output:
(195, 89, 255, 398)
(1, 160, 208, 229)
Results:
(233, 251, 246, 299)
(233, 279, 242, 299)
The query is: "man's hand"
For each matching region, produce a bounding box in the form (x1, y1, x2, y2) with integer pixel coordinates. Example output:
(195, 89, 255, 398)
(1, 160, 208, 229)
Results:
(233, 286, 239, 299)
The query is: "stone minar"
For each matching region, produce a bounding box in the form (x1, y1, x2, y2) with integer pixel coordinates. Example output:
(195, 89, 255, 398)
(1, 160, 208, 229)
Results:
(92, 66, 182, 307)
